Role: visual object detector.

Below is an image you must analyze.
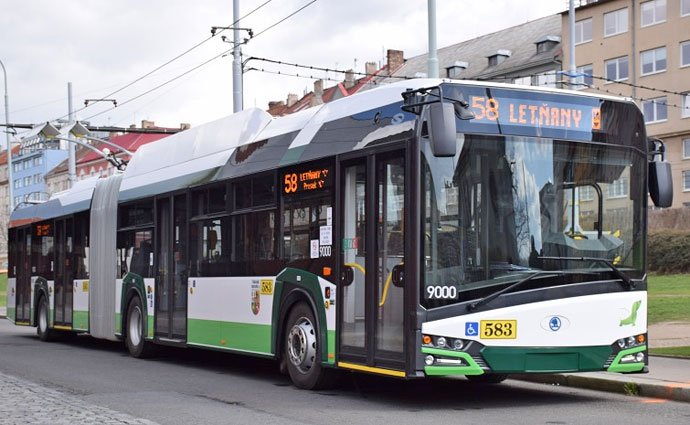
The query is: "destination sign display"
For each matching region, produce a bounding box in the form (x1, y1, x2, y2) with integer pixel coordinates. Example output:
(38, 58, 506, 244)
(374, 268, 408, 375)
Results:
(282, 164, 333, 195)
(35, 223, 52, 237)
(443, 85, 619, 142)
(467, 95, 601, 132)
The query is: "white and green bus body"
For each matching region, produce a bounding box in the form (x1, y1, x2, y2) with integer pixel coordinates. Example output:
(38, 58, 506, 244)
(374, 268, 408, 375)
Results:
(7, 79, 662, 388)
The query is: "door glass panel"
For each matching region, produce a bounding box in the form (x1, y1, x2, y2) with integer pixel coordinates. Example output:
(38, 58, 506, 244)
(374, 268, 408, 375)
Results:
(172, 195, 187, 338)
(64, 219, 73, 324)
(376, 157, 405, 355)
(55, 221, 65, 323)
(341, 163, 367, 350)
(156, 198, 171, 335)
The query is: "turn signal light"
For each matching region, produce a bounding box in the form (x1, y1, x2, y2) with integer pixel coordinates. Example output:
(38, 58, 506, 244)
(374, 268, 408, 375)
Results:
(422, 335, 432, 345)
(637, 334, 646, 344)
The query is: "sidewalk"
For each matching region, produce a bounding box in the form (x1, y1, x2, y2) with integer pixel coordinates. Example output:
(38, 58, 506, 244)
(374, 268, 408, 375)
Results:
(514, 322, 690, 403)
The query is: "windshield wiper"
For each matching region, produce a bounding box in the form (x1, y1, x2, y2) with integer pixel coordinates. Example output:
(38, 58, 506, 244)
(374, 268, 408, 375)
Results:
(467, 271, 563, 312)
(538, 256, 635, 290)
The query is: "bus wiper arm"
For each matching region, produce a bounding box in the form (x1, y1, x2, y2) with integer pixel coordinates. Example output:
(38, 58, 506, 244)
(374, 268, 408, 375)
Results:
(538, 256, 635, 290)
(467, 271, 562, 312)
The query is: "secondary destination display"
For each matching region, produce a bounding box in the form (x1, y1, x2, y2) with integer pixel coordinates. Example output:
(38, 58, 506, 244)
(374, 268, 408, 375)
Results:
(282, 163, 333, 195)
(35, 223, 52, 237)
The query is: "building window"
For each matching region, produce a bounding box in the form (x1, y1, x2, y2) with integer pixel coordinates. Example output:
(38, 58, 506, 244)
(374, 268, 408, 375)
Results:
(608, 177, 629, 198)
(574, 64, 593, 89)
(13, 179, 21, 189)
(642, 97, 668, 123)
(579, 186, 594, 201)
(22, 160, 30, 170)
(536, 72, 556, 88)
(683, 139, 690, 158)
(641, 0, 666, 27)
(641, 47, 667, 75)
(684, 171, 690, 191)
(683, 93, 690, 118)
(513, 76, 532, 86)
(12, 163, 20, 172)
(681, 41, 690, 67)
(33, 174, 42, 184)
(604, 8, 628, 36)
(33, 156, 43, 167)
(605, 56, 629, 81)
(23, 176, 31, 187)
(683, 0, 690, 16)
(574, 18, 592, 44)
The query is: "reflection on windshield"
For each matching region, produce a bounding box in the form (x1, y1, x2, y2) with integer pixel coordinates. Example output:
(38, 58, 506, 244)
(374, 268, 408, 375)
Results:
(421, 135, 645, 308)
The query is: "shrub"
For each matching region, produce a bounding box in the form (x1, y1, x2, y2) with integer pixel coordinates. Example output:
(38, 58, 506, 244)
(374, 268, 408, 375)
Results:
(648, 231, 690, 274)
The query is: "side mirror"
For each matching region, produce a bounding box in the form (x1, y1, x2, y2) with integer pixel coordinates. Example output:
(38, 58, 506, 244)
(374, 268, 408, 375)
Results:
(649, 161, 673, 208)
(392, 264, 405, 288)
(428, 102, 457, 157)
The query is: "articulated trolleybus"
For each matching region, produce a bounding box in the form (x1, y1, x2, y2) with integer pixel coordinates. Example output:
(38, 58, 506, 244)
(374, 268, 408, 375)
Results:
(7, 79, 673, 389)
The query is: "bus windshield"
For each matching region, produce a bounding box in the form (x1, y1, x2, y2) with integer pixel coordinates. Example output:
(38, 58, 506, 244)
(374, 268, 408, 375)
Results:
(421, 134, 646, 309)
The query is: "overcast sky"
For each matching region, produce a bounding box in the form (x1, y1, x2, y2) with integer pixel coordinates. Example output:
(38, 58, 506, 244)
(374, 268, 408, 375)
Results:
(0, 0, 565, 131)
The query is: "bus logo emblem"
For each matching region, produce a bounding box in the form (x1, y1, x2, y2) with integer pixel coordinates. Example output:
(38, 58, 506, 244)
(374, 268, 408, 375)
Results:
(549, 317, 562, 331)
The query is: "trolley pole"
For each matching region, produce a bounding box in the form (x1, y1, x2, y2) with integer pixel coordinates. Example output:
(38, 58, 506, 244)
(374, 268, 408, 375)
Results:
(1, 59, 14, 213)
(569, 0, 576, 87)
(232, 0, 243, 112)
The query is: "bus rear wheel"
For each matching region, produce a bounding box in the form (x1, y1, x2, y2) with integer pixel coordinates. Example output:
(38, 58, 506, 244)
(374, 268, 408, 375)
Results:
(125, 297, 156, 358)
(36, 296, 55, 342)
(284, 302, 332, 390)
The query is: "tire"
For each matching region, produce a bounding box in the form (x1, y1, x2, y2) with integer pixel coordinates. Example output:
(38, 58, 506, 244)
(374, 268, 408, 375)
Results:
(36, 296, 55, 342)
(284, 302, 332, 390)
(466, 373, 509, 384)
(125, 297, 156, 358)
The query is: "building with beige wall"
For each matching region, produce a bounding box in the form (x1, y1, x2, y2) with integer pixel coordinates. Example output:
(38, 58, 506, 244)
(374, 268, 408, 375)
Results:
(562, 0, 690, 208)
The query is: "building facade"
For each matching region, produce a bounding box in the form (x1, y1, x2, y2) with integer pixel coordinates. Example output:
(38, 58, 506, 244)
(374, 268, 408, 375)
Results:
(562, 0, 690, 208)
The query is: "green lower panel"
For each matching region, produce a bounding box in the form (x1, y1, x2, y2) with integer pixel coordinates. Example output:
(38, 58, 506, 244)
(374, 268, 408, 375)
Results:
(327, 330, 335, 364)
(607, 345, 646, 373)
(481, 346, 612, 373)
(115, 313, 121, 334)
(73, 311, 89, 331)
(147, 315, 154, 339)
(422, 347, 485, 376)
(188, 319, 272, 354)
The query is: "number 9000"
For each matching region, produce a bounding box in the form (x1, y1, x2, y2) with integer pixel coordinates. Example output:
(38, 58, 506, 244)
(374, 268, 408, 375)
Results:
(426, 285, 458, 299)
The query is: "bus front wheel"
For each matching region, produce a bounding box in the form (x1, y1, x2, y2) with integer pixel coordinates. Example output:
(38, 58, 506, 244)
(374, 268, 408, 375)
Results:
(284, 302, 332, 390)
(125, 297, 156, 358)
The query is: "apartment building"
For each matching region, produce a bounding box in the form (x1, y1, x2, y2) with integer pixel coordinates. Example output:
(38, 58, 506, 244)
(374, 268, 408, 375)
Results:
(562, 0, 690, 208)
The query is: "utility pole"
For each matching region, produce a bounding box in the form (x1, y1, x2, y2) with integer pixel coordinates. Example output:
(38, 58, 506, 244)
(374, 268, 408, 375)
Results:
(233, 0, 243, 112)
(427, 0, 439, 78)
(68, 82, 76, 188)
(569, 0, 576, 87)
(1, 58, 14, 213)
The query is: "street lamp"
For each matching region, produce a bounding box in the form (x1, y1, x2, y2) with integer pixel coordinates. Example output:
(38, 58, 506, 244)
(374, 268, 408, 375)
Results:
(1, 58, 14, 213)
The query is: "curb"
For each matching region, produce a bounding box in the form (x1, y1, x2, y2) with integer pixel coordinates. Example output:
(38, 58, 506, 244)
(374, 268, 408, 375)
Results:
(513, 373, 690, 403)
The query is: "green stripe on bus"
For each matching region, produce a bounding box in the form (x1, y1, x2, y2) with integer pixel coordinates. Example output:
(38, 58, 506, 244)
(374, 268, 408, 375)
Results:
(73, 310, 89, 331)
(188, 319, 272, 354)
(606, 345, 646, 373)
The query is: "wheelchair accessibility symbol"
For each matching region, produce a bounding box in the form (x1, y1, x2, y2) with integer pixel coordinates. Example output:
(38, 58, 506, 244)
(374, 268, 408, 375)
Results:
(465, 322, 479, 337)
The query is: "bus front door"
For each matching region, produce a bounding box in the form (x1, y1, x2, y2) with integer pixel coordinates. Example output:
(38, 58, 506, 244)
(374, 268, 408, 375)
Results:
(15, 227, 31, 324)
(54, 218, 74, 328)
(339, 152, 407, 373)
(155, 194, 188, 341)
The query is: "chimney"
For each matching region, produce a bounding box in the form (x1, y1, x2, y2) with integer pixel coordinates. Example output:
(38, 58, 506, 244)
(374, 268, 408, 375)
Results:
(286, 93, 299, 107)
(180, 123, 191, 130)
(312, 80, 324, 106)
(387, 49, 404, 74)
(141, 120, 155, 129)
(268, 100, 285, 108)
(344, 69, 355, 89)
(365, 61, 378, 77)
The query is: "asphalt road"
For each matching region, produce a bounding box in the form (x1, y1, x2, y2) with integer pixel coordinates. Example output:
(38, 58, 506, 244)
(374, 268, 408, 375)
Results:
(1, 320, 689, 425)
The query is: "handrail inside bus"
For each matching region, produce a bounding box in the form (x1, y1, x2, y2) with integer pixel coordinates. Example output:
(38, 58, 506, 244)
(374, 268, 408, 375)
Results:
(343, 262, 402, 307)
